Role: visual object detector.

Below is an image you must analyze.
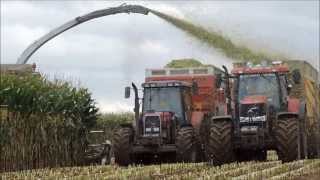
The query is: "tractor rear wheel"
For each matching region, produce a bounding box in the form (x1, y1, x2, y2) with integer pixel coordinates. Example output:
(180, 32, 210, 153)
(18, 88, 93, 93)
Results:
(176, 126, 197, 162)
(274, 117, 300, 162)
(206, 120, 234, 165)
(113, 127, 133, 166)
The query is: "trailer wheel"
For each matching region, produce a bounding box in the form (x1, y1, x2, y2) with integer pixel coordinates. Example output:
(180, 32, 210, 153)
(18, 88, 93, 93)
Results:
(307, 127, 319, 159)
(176, 126, 197, 162)
(299, 120, 308, 159)
(207, 120, 234, 165)
(275, 117, 300, 162)
(113, 127, 133, 166)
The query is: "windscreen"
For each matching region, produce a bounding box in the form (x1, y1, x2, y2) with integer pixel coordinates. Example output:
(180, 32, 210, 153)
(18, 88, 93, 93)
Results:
(143, 87, 183, 118)
(238, 73, 280, 109)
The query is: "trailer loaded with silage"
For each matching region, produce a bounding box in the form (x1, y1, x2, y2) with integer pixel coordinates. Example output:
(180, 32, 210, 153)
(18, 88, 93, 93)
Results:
(285, 60, 320, 158)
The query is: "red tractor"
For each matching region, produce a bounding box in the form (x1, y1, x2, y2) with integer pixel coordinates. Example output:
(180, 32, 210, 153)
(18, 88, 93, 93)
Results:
(113, 66, 224, 165)
(203, 62, 307, 165)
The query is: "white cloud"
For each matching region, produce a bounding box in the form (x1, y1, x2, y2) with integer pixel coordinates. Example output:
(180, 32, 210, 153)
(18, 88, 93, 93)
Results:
(98, 101, 133, 113)
(1, 1, 319, 113)
(139, 40, 169, 54)
(1, 24, 49, 63)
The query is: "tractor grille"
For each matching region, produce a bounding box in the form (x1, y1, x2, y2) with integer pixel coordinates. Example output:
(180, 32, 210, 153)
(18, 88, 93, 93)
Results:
(240, 104, 266, 123)
(240, 103, 265, 117)
(144, 116, 161, 137)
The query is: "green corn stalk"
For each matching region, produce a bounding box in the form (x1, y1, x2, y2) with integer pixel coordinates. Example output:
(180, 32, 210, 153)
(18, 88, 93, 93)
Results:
(0, 74, 98, 172)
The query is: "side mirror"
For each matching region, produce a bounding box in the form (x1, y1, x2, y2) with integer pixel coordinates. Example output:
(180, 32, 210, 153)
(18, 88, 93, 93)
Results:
(124, 86, 130, 98)
(292, 69, 301, 84)
(215, 73, 222, 88)
(192, 81, 198, 95)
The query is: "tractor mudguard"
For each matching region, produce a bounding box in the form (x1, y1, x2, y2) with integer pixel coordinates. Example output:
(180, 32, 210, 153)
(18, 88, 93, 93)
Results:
(276, 112, 299, 120)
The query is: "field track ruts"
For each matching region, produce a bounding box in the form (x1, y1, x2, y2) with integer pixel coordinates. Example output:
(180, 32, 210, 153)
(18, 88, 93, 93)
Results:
(1, 158, 319, 179)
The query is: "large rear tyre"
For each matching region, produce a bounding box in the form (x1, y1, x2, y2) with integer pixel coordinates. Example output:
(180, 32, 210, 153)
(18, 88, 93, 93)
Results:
(176, 126, 197, 162)
(113, 127, 133, 166)
(274, 117, 300, 162)
(206, 120, 234, 165)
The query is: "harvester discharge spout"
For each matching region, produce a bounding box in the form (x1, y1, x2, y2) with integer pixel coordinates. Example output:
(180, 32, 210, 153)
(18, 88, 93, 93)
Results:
(16, 4, 150, 64)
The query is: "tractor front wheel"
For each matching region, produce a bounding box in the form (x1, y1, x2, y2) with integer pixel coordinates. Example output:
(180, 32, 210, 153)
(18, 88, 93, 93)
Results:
(274, 117, 300, 162)
(206, 120, 234, 165)
(113, 127, 133, 166)
(176, 126, 197, 162)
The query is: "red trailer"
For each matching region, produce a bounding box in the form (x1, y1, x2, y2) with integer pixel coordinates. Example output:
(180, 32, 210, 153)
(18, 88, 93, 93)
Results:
(145, 67, 225, 129)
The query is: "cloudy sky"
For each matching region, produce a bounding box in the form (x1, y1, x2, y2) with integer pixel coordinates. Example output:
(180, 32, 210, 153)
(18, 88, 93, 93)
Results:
(1, 1, 319, 112)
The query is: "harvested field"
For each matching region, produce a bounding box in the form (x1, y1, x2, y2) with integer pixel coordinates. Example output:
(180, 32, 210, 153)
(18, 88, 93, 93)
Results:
(1, 158, 319, 179)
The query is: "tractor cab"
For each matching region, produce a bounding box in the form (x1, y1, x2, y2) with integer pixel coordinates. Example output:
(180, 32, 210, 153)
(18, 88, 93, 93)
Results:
(220, 62, 301, 151)
(238, 73, 280, 110)
(231, 62, 295, 121)
(124, 80, 194, 148)
(141, 80, 193, 126)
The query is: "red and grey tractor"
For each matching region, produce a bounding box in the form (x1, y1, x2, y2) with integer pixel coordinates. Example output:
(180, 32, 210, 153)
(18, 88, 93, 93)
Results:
(113, 81, 198, 165)
(203, 62, 307, 165)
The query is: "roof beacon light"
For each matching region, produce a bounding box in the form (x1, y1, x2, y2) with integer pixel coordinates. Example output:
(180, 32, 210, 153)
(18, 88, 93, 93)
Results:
(272, 61, 283, 66)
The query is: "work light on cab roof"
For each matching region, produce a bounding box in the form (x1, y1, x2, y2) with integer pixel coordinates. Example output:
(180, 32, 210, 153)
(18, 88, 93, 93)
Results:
(231, 61, 289, 74)
(142, 81, 191, 88)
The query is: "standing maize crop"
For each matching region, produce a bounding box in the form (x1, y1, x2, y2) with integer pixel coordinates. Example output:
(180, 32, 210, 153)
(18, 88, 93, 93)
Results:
(0, 74, 98, 172)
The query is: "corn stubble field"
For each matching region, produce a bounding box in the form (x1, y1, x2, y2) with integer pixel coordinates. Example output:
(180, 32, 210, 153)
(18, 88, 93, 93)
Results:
(1, 152, 320, 179)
